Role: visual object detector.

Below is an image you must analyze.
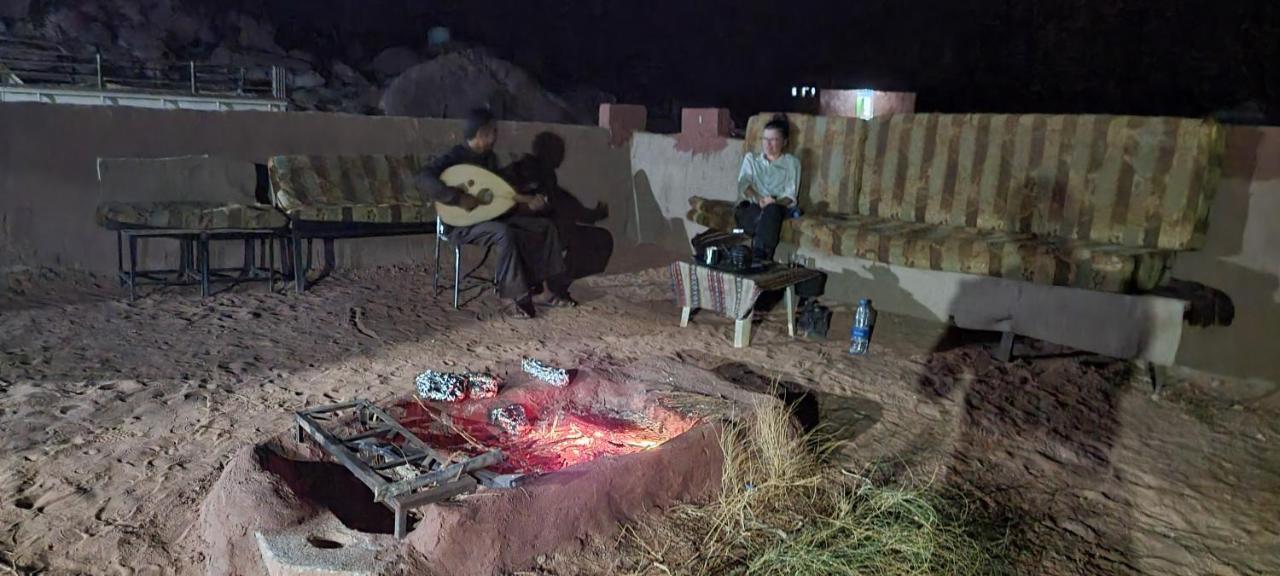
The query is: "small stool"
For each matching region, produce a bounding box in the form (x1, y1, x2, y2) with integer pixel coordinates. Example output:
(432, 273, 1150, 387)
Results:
(670, 260, 824, 348)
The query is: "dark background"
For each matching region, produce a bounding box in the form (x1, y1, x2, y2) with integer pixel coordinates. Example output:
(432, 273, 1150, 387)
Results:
(240, 0, 1279, 124)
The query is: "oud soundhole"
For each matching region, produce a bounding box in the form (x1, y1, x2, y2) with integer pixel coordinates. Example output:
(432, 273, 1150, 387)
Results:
(476, 189, 494, 204)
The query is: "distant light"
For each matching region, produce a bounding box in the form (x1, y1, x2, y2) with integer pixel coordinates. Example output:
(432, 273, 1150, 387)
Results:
(791, 86, 798, 97)
(427, 26, 451, 46)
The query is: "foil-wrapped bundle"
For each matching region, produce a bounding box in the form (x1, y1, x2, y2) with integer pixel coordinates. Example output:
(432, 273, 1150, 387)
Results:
(464, 372, 501, 399)
(350, 438, 401, 466)
(522, 358, 569, 387)
(489, 404, 528, 435)
(415, 370, 466, 402)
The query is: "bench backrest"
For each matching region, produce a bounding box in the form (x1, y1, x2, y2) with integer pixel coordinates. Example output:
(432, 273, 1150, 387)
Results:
(743, 113, 868, 215)
(267, 154, 431, 213)
(856, 114, 1225, 250)
(98, 155, 259, 204)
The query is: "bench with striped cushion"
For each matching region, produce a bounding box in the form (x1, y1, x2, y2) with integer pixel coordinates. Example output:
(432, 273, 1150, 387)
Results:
(267, 154, 436, 225)
(688, 113, 1224, 293)
(96, 155, 286, 231)
(97, 201, 287, 230)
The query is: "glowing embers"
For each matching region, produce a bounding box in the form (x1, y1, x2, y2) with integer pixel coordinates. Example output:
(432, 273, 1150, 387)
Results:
(399, 400, 692, 477)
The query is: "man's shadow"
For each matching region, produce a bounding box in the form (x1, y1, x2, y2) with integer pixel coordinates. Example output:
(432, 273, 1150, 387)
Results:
(511, 132, 614, 279)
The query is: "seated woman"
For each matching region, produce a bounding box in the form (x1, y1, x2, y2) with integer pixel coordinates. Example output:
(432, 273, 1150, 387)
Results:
(735, 114, 801, 261)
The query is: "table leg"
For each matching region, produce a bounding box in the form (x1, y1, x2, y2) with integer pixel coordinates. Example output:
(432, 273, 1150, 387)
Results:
(785, 286, 796, 338)
(393, 501, 407, 539)
(127, 233, 138, 302)
(995, 331, 1016, 362)
(734, 312, 753, 348)
(680, 306, 692, 327)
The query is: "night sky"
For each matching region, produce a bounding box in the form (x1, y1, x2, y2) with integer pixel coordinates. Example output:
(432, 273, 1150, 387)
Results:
(264, 0, 1279, 124)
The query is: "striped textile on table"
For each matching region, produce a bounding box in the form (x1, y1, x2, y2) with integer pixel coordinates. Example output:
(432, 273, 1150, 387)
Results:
(669, 261, 763, 320)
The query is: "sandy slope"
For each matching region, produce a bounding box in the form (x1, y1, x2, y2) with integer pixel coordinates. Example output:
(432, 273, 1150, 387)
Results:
(1, 261, 1277, 575)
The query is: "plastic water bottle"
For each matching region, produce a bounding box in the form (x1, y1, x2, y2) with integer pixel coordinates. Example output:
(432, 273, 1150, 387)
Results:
(849, 299, 875, 355)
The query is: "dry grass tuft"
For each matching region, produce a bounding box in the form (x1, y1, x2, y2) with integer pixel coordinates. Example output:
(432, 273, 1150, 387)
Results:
(597, 397, 1008, 576)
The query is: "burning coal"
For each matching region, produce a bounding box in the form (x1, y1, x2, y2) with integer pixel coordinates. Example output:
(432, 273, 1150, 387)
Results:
(400, 400, 692, 476)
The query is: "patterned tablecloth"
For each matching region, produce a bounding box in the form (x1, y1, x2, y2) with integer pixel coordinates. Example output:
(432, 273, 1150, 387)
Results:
(669, 261, 823, 320)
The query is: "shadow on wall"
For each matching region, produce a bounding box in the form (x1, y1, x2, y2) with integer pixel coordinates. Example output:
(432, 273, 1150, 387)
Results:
(946, 271, 1168, 364)
(802, 256, 937, 324)
(630, 169, 695, 255)
(796, 148, 833, 216)
(1172, 126, 1280, 384)
(509, 132, 614, 279)
(917, 336, 1139, 573)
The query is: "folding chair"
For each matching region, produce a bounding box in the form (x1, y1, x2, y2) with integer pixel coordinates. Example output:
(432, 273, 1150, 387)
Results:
(432, 216, 497, 309)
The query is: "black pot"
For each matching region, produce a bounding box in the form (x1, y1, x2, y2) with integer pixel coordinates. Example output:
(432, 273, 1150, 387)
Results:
(797, 300, 833, 338)
(726, 245, 753, 271)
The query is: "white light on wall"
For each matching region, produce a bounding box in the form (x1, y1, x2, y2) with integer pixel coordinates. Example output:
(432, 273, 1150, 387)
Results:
(791, 85, 822, 98)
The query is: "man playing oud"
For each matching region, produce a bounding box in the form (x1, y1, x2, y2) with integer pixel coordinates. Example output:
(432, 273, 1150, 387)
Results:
(415, 108, 576, 319)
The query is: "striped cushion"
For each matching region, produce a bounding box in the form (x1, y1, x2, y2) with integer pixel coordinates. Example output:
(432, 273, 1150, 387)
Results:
(97, 201, 287, 230)
(267, 154, 434, 223)
(789, 216, 1171, 292)
(857, 114, 1225, 250)
(687, 199, 1170, 293)
(285, 203, 436, 225)
(743, 113, 867, 215)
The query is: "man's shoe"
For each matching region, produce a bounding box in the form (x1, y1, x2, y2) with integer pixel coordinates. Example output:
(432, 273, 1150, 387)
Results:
(512, 296, 537, 319)
(537, 293, 578, 308)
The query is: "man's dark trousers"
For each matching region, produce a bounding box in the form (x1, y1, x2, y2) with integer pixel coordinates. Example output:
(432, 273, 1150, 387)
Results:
(448, 215, 570, 299)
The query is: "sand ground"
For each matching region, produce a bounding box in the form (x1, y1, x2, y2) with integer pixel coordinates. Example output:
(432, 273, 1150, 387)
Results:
(1, 255, 1277, 575)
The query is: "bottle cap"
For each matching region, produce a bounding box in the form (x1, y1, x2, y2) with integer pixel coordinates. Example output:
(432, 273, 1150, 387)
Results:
(859, 298, 870, 305)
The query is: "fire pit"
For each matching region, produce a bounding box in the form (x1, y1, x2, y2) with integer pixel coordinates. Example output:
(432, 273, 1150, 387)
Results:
(399, 377, 698, 480)
(201, 358, 770, 576)
(289, 366, 700, 538)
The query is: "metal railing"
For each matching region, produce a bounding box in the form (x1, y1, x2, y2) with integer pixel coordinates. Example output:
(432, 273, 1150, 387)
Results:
(0, 35, 287, 99)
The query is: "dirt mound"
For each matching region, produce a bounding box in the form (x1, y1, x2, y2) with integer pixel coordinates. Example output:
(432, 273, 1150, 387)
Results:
(405, 423, 721, 575)
(198, 421, 722, 575)
(197, 359, 752, 575)
(199, 442, 327, 575)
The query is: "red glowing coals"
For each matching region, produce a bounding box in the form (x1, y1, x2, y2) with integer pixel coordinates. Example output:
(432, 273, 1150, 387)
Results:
(399, 401, 689, 476)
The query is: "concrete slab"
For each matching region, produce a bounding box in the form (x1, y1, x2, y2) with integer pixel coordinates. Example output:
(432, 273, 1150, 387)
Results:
(256, 514, 391, 576)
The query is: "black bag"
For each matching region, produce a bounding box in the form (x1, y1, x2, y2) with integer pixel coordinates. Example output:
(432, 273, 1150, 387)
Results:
(726, 245, 753, 272)
(691, 229, 749, 269)
(797, 299, 833, 339)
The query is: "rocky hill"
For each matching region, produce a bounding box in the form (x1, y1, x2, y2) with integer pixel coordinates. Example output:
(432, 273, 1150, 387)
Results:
(0, 0, 607, 121)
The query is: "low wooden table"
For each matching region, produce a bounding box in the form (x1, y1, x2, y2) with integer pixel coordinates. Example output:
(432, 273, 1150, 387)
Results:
(669, 260, 824, 348)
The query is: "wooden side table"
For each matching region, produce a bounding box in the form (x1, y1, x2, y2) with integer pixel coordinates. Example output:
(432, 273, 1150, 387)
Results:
(669, 260, 824, 348)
